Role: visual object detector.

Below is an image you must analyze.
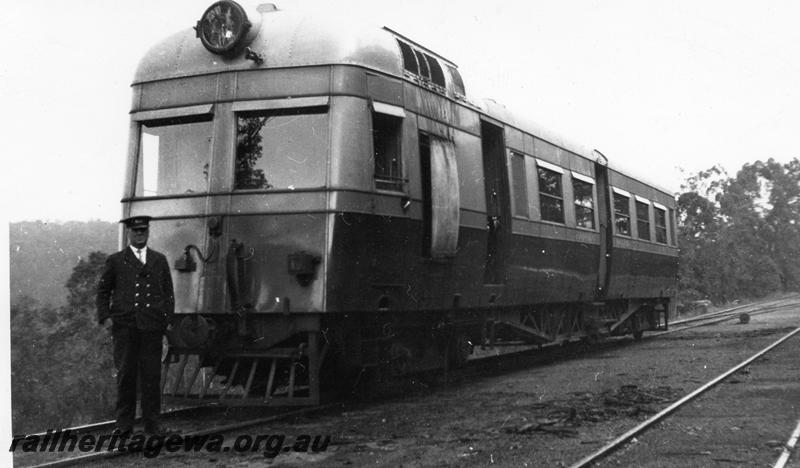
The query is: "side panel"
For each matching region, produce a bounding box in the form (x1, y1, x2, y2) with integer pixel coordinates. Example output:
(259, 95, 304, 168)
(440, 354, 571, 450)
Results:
(325, 213, 602, 312)
(605, 168, 679, 299)
(607, 242, 679, 299)
(506, 224, 599, 303)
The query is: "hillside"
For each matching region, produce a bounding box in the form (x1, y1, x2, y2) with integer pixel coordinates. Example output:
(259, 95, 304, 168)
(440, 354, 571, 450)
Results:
(9, 221, 118, 307)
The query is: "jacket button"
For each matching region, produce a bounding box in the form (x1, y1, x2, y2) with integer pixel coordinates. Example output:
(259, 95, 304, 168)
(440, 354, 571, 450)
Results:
(136, 283, 140, 287)
(135, 293, 140, 297)
(146, 304, 150, 308)
(135, 303, 139, 307)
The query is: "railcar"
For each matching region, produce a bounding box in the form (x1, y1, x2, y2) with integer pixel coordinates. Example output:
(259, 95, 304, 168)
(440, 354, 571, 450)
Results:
(122, 0, 679, 405)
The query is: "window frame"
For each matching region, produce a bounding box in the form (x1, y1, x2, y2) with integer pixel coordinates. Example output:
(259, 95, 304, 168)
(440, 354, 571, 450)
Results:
(133, 111, 215, 198)
(510, 151, 529, 218)
(371, 102, 407, 193)
(232, 105, 330, 192)
(536, 159, 565, 224)
(446, 65, 465, 96)
(669, 207, 677, 246)
(572, 172, 596, 230)
(612, 187, 632, 236)
(635, 195, 651, 241)
(654, 202, 668, 244)
(397, 41, 418, 75)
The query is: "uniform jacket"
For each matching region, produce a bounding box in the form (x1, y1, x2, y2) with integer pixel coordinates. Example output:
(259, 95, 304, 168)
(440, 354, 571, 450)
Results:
(96, 247, 175, 331)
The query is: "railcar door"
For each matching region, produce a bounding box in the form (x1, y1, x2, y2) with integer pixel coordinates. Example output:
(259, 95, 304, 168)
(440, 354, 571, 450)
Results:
(595, 161, 613, 297)
(419, 133, 460, 258)
(480, 120, 511, 284)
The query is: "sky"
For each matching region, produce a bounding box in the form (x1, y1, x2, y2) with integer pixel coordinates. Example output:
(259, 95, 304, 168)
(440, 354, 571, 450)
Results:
(3, 0, 800, 222)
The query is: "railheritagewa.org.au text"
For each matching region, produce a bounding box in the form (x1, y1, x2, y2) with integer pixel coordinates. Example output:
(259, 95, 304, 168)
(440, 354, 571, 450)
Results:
(10, 429, 331, 458)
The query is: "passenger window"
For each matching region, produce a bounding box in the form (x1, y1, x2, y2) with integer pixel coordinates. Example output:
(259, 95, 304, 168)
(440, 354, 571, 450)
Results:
(613, 191, 631, 236)
(573, 177, 595, 229)
(511, 152, 528, 217)
(538, 164, 564, 223)
(636, 200, 651, 240)
(669, 208, 677, 246)
(655, 207, 668, 243)
(372, 111, 404, 191)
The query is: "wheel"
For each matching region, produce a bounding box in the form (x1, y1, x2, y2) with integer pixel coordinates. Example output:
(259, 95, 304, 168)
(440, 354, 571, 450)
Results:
(447, 333, 473, 368)
(739, 313, 750, 324)
(631, 315, 643, 341)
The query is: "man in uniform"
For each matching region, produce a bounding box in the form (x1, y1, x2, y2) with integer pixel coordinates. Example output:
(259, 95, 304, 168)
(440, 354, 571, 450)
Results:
(96, 215, 175, 436)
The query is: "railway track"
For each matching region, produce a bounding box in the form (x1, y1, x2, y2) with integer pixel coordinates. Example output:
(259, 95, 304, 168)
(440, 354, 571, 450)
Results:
(16, 296, 799, 467)
(345, 297, 800, 466)
(13, 404, 339, 468)
(668, 296, 800, 330)
(19, 405, 208, 440)
(446, 296, 800, 385)
(569, 323, 800, 467)
(659, 298, 800, 336)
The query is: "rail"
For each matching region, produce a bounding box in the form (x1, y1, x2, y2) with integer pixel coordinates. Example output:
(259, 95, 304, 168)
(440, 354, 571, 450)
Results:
(22, 404, 340, 468)
(568, 325, 800, 468)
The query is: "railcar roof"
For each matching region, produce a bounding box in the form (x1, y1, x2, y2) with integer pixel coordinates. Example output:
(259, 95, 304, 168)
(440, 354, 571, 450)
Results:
(134, 9, 402, 85)
(134, 5, 675, 200)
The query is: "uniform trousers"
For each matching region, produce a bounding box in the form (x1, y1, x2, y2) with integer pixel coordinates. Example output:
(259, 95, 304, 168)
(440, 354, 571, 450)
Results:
(112, 325, 163, 431)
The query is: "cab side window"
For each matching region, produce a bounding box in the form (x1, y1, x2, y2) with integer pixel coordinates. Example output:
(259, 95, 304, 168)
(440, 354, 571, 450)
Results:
(372, 111, 404, 191)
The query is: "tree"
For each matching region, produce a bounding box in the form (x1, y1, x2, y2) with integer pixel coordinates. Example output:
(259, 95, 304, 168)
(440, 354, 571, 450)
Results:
(677, 158, 800, 305)
(64, 251, 108, 318)
(11, 251, 115, 434)
(235, 115, 272, 189)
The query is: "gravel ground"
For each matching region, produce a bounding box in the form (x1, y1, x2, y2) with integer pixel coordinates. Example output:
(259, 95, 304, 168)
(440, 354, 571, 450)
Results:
(40, 300, 800, 468)
(595, 310, 800, 468)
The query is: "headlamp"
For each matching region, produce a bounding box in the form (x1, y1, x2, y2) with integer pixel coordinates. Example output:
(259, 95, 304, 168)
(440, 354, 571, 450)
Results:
(196, 1, 261, 55)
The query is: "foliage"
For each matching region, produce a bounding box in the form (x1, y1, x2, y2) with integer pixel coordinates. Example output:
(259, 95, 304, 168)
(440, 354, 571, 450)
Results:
(10, 220, 117, 307)
(677, 158, 800, 304)
(235, 115, 272, 189)
(11, 251, 115, 434)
